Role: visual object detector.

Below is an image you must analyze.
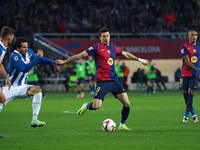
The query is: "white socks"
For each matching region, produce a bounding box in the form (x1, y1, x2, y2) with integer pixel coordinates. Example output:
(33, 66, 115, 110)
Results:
(0, 103, 3, 112)
(32, 92, 42, 121)
(120, 123, 125, 126)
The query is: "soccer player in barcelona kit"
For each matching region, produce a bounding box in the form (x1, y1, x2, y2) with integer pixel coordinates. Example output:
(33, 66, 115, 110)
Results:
(0, 37, 57, 128)
(56, 28, 147, 130)
(0, 26, 15, 138)
(180, 29, 200, 123)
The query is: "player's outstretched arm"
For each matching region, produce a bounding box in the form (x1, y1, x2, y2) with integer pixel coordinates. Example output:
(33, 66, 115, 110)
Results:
(121, 51, 147, 66)
(29, 48, 56, 67)
(56, 50, 89, 65)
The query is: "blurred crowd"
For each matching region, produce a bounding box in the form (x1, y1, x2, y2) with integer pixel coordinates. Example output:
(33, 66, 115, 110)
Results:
(0, 0, 196, 87)
(0, 0, 199, 39)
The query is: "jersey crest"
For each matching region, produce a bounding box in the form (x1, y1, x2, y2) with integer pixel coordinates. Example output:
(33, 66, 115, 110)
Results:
(181, 49, 184, 54)
(14, 56, 18, 61)
(88, 47, 93, 50)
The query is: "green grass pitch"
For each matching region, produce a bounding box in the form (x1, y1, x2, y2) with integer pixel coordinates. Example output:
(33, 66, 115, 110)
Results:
(1, 90, 200, 150)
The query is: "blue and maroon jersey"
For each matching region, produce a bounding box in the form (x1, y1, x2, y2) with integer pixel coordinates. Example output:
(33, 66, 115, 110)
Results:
(85, 42, 122, 81)
(180, 42, 200, 77)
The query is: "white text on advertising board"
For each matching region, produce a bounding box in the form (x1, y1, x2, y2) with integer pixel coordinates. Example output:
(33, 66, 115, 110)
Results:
(118, 46, 161, 53)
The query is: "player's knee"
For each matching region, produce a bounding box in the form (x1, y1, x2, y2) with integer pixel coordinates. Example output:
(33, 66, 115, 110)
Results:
(147, 82, 151, 87)
(124, 101, 131, 107)
(92, 103, 101, 110)
(33, 86, 42, 93)
(37, 87, 42, 93)
(188, 89, 195, 94)
(0, 94, 6, 104)
(28, 86, 42, 96)
(92, 105, 101, 110)
(0, 98, 5, 104)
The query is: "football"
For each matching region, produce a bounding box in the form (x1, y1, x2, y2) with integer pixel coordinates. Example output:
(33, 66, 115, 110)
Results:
(102, 119, 116, 132)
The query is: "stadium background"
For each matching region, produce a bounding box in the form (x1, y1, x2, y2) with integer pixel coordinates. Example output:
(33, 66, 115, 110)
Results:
(0, 0, 200, 90)
(1, 1, 200, 150)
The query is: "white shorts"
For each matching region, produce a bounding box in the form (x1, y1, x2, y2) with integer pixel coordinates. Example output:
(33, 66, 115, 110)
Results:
(2, 84, 34, 105)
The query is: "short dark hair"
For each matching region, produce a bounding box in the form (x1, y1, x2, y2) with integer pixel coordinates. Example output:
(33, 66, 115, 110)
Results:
(188, 29, 197, 35)
(99, 27, 109, 36)
(0, 26, 16, 39)
(13, 37, 27, 50)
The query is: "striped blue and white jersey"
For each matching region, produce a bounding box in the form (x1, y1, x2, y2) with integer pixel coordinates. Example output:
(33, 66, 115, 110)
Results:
(8, 48, 55, 85)
(0, 40, 7, 64)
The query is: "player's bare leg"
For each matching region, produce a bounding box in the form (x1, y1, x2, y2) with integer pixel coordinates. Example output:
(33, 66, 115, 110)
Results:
(77, 99, 102, 118)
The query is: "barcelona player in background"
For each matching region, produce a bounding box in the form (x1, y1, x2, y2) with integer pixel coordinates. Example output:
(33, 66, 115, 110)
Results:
(56, 27, 147, 130)
(180, 29, 200, 123)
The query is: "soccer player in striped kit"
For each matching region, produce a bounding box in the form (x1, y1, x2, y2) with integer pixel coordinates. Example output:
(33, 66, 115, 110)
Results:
(56, 27, 147, 130)
(180, 29, 200, 123)
(0, 37, 57, 128)
(0, 26, 15, 138)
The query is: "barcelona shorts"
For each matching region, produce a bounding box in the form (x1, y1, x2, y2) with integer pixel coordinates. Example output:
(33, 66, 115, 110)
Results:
(94, 80, 126, 101)
(77, 78, 85, 85)
(87, 74, 96, 81)
(179, 77, 199, 91)
(148, 78, 155, 84)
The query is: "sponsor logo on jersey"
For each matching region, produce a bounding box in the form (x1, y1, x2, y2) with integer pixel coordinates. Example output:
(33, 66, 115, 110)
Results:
(191, 56, 197, 63)
(193, 49, 196, 53)
(88, 47, 93, 50)
(181, 49, 184, 54)
(14, 56, 18, 61)
(107, 58, 113, 65)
